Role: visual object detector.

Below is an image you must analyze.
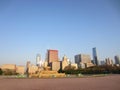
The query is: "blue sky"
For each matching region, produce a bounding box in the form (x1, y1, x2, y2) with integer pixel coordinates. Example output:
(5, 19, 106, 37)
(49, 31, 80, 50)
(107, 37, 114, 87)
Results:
(0, 0, 120, 65)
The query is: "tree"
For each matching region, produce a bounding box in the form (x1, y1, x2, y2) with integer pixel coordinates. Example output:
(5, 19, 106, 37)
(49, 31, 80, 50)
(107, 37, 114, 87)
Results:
(3, 69, 16, 75)
(0, 68, 3, 75)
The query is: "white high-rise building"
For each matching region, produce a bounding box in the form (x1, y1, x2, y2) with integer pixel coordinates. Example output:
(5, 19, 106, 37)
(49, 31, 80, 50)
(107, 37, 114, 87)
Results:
(36, 54, 42, 67)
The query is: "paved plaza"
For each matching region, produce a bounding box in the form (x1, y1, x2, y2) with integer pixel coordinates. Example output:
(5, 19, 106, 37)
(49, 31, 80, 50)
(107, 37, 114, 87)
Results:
(0, 75, 120, 90)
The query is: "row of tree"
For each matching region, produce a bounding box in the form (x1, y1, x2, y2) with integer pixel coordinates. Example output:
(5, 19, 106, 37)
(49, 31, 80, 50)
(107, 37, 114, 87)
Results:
(0, 69, 18, 75)
(59, 65, 120, 74)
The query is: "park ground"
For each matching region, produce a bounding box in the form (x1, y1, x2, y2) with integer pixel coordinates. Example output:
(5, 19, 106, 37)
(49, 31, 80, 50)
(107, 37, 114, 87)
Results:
(0, 74, 120, 90)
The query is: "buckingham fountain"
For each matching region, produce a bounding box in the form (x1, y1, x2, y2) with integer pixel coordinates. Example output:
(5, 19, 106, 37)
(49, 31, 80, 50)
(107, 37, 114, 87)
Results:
(29, 66, 66, 78)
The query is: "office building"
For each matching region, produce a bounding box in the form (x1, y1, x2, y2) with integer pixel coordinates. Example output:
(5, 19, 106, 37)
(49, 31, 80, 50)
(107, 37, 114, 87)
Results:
(62, 55, 70, 70)
(47, 49, 59, 65)
(114, 55, 120, 64)
(1, 64, 16, 71)
(43, 60, 48, 68)
(105, 58, 113, 65)
(36, 54, 41, 66)
(1, 64, 25, 75)
(92, 47, 99, 65)
(36, 54, 43, 67)
(101, 60, 105, 65)
(75, 54, 93, 68)
(75, 54, 91, 64)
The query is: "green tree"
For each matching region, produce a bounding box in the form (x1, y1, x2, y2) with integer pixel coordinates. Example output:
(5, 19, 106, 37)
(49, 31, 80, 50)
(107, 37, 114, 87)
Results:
(3, 69, 16, 75)
(0, 68, 3, 75)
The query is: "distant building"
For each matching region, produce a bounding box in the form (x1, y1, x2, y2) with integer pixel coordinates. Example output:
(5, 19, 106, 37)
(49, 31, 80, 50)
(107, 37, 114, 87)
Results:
(80, 62, 86, 68)
(28, 64, 38, 74)
(47, 49, 59, 65)
(75, 54, 91, 64)
(92, 47, 99, 65)
(36, 54, 41, 66)
(75, 54, 93, 68)
(114, 55, 120, 64)
(85, 63, 95, 68)
(1, 64, 25, 75)
(43, 60, 48, 68)
(101, 60, 106, 65)
(1, 64, 16, 71)
(36, 54, 43, 68)
(62, 55, 70, 70)
(105, 58, 113, 65)
(50, 62, 60, 71)
(71, 63, 78, 69)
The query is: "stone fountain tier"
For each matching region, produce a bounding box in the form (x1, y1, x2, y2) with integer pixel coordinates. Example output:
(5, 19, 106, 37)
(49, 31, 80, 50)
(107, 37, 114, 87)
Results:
(39, 69, 66, 78)
(29, 67, 66, 78)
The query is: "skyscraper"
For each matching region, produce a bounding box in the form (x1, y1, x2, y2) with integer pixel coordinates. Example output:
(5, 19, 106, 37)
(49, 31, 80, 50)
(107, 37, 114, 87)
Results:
(75, 54, 91, 64)
(105, 58, 113, 65)
(75, 54, 93, 68)
(36, 54, 43, 67)
(62, 55, 70, 70)
(114, 55, 120, 64)
(36, 54, 42, 67)
(47, 49, 59, 65)
(92, 47, 99, 65)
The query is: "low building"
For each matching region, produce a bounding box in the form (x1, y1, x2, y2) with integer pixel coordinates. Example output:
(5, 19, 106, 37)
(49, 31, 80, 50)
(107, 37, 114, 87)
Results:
(16, 66, 25, 75)
(101, 60, 106, 65)
(1, 64, 16, 71)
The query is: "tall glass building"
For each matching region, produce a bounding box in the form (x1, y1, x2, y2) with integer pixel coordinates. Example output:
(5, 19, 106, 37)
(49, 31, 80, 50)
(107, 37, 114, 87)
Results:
(92, 47, 99, 65)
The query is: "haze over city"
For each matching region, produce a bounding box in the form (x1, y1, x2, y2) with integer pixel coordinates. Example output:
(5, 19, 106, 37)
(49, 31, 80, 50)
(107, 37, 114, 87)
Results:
(0, 0, 120, 65)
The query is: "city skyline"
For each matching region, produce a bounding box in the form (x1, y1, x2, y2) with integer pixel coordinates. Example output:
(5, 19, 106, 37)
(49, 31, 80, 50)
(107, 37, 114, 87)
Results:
(0, 0, 120, 65)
